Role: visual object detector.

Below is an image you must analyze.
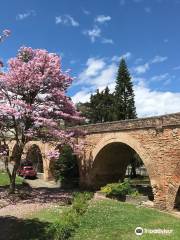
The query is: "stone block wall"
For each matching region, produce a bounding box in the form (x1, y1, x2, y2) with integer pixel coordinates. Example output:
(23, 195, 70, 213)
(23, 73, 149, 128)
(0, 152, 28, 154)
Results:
(76, 112, 180, 210)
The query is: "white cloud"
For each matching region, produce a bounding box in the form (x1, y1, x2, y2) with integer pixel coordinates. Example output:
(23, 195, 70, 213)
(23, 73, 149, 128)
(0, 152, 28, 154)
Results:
(78, 58, 106, 83)
(75, 57, 117, 87)
(83, 25, 101, 42)
(112, 52, 132, 62)
(151, 55, 168, 63)
(134, 58, 143, 64)
(84, 58, 106, 77)
(150, 73, 173, 86)
(72, 81, 180, 117)
(95, 15, 111, 24)
(150, 73, 169, 82)
(134, 55, 168, 75)
(55, 15, 79, 27)
(72, 90, 91, 103)
(91, 64, 117, 88)
(101, 38, 114, 44)
(16, 10, 36, 20)
(121, 52, 132, 60)
(134, 63, 150, 74)
(135, 83, 180, 117)
(72, 56, 180, 117)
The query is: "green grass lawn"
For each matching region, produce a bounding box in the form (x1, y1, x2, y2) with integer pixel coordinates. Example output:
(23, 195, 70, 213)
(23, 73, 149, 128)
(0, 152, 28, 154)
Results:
(29, 205, 66, 223)
(72, 200, 180, 240)
(0, 171, 23, 186)
(27, 200, 180, 240)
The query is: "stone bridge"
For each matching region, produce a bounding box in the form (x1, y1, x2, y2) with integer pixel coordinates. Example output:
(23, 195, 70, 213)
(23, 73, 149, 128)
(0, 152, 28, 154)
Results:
(74, 112, 180, 210)
(6, 140, 55, 181)
(4, 112, 180, 210)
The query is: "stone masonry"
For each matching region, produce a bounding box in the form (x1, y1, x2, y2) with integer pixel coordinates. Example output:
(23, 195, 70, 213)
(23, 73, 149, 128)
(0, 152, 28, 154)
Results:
(4, 112, 180, 210)
(74, 112, 180, 211)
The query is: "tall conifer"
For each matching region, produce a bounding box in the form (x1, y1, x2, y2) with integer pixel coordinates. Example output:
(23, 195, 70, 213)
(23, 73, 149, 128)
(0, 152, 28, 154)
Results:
(114, 58, 137, 120)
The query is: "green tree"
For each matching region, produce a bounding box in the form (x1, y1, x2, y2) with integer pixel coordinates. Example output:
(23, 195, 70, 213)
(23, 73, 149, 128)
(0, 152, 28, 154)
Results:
(51, 145, 79, 187)
(114, 59, 141, 178)
(114, 58, 137, 120)
(77, 87, 115, 123)
(101, 87, 116, 122)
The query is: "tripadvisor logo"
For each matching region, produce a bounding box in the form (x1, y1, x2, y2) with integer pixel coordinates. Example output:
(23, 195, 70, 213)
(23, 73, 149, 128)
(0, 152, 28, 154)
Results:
(135, 227, 144, 236)
(135, 227, 173, 236)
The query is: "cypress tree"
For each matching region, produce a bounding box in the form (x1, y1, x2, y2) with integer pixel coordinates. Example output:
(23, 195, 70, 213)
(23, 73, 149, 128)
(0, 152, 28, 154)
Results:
(114, 58, 137, 120)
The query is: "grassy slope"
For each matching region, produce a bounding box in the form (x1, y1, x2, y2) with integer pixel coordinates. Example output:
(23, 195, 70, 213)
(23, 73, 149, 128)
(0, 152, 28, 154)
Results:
(28, 199, 180, 240)
(72, 200, 180, 240)
(0, 171, 23, 186)
(29, 206, 66, 223)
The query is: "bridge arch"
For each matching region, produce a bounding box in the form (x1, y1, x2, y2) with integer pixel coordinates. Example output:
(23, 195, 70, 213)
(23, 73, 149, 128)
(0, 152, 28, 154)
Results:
(92, 133, 155, 178)
(87, 132, 159, 201)
(25, 144, 43, 173)
(5, 140, 55, 180)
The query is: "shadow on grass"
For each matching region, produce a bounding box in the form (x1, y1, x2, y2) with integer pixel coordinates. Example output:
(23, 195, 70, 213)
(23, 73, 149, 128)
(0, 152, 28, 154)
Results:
(0, 216, 52, 240)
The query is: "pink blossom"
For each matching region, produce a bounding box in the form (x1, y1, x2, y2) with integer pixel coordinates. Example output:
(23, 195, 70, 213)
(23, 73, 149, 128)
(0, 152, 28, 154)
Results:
(47, 150, 60, 160)
(0, 46, 84, 159)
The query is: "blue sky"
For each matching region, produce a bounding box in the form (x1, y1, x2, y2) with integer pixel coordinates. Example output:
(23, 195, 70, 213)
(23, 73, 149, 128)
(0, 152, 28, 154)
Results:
(0, 0, 180, 116)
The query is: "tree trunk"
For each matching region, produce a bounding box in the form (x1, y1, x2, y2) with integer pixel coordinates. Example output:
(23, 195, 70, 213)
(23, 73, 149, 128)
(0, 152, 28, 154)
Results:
(9, 174, 16, 194)
(8, 143, 24, 194)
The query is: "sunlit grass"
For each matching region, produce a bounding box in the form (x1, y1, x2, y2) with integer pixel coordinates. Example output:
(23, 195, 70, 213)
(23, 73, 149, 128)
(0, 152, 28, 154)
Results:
(0, 171, 23, 186)
(72, 200, 180, 240)
(27, 199, 180, 240)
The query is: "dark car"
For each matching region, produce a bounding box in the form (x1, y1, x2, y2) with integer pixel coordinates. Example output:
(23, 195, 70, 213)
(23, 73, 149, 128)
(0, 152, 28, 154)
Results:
(17, 166, 37, 179)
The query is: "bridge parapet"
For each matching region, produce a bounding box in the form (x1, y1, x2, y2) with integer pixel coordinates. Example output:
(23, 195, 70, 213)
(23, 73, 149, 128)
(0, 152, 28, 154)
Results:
(72, 112, 180, 134)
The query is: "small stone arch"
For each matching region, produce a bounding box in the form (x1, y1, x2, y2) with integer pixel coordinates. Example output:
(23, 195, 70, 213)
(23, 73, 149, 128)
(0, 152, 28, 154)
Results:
(25, 144, 43, 173)
(23, 141, 56, 180)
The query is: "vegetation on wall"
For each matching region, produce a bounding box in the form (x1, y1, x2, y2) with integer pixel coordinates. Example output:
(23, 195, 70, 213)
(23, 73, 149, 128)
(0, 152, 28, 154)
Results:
(51, 145, 79, 187)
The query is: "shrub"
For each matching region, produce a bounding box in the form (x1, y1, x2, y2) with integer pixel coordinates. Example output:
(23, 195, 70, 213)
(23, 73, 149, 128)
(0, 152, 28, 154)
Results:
(72, 192, 93, 215)
(51, 144, 79, 187)
(47, 192, 93, 239)
(47, 210, 79, 240)
(100, 180, 136, 198)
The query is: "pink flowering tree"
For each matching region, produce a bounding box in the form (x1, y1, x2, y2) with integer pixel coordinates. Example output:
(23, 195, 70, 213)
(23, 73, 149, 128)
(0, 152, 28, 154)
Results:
(0, 46, 84, 193)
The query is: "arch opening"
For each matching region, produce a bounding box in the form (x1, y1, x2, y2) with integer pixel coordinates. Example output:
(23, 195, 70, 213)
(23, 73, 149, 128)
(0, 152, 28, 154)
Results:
(174, 187, 180, 211)
(91, 142, 153, 200)
(25, 144, 44, 173)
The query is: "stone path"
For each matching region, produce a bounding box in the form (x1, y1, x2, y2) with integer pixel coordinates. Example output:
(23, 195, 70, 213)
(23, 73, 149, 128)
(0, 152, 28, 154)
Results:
(0, 203, 52, 218)
(24, 178, 60, 189)
(0, 179, 72, 219)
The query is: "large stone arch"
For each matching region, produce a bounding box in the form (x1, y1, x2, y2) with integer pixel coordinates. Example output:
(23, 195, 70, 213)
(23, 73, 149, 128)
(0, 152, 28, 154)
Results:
(91, 132, 156, 186)
(81, 132, 166, 209)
